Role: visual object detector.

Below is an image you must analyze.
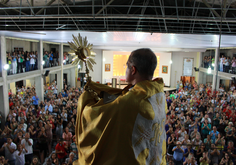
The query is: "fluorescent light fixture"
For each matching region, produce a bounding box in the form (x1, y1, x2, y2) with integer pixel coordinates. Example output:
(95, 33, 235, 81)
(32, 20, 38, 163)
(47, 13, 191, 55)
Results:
(3, 64, 9, 70)
(207, 67, 211, 74)
(42, 61, 45, 65)
(5, 25, 9, 26)
(56, 25, 66, 30)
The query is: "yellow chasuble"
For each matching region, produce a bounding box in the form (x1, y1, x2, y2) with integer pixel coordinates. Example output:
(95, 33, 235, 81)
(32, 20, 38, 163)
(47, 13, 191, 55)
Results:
(74, 78, 167, 165)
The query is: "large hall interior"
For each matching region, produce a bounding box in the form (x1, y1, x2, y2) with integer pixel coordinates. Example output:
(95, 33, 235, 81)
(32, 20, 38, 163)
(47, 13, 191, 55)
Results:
(0, 0, 236, 165)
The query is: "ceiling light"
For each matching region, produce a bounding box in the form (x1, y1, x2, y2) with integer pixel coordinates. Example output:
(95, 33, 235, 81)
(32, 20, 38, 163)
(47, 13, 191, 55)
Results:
(207, 67, 211, 74)
(56, 25, 66, 30)
(3, 64, 9, 70)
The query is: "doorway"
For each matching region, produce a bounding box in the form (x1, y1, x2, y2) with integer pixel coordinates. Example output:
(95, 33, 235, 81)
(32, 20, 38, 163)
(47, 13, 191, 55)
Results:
(63, 73, 67, 88)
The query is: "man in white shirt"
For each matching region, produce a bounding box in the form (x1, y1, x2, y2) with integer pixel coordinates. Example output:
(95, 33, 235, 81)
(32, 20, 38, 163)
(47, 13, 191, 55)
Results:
(0, 137, 16, 165)
(14, 144, 28, 165)
(21, 132, 33, 164)
(30, 52, 35, 71)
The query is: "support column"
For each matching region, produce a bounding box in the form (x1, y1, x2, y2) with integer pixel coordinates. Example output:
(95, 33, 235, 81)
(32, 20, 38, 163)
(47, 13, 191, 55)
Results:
(212, 48, 219, 91)
(9, 82, 16, 94)
(202, 72, 207, 84)
(70, 67, 76, 88)
(58, 43, 63, 91)
(35, 40, 44, 101)
(0, 36, 9, 122)
(57, 71, 62, 92)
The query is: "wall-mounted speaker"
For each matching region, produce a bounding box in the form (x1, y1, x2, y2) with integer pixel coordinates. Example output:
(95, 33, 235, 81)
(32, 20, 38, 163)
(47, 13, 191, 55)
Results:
(44, 70, 50, 77)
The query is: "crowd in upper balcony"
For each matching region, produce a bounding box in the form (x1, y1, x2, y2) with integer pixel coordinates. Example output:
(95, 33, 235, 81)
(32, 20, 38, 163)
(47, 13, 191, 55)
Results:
(6, 51, 71, 75)
(203, 55, 236, 74)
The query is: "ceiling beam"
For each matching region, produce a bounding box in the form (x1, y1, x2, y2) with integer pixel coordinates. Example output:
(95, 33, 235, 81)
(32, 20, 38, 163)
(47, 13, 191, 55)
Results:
(0, 2, 27, 15)
(61, 0, 73, 5)
(3, 0, 9, 4)
(26, 0, 35, 15)
(2, 15, 236, 23)
(96, 0, 114, 15)
(35, 0, 56, 15)
(202, 0, 221, 18)
(136, 0, 149, 31)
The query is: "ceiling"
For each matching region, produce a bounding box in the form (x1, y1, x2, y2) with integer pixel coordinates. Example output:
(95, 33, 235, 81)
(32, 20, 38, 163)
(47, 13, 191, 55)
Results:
(2, 30, 236, 52)
(0, 0, 236, 35)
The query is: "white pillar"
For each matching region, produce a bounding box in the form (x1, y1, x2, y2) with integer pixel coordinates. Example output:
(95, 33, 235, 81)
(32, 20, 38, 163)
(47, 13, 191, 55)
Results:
(35, 40, 44, 101)
(35, 76, 44, 101)
(57, 71, 62, 92)
(0, 36, 9, 121)
(212, 48, 219, 91)
(70, 67, 76, 88)
(58, 43, 63, 90)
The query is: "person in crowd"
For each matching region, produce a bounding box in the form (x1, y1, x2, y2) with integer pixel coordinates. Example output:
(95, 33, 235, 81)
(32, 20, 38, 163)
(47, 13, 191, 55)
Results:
(17, 51, 23, 73)
(21, 132, 33, 165)
(53, 51, 58, 66)
(35, 51, 38, 70)
(45, 120, 52, 154)
(62, 127, 72, 147)
(12, 52, 18, 74)
(70, 137, 78, 161)
(65, 152, 76, 165)
(25, 52, 30, 72)
(0, 137, 16, 165)
(172, 141, 184, 165)
(7, 52, 12, 75)
(43, 52, 48, 68)
(30, 52, 36, 71)
(199, 151, 209, 165)
(231, 56, 236, 74)
(201, 120, 211, 140)
(31, 157, 41, 165)
(37, 127, 48, 163)
(32, 93, 39, 110)
(14, 143, 28, 165)
(210, 126, 219, 144)
(49, 51, 54, 67)
(220, 152, 234, 165)
(209, 143, 220, 164)
(55, 138, 67, 165)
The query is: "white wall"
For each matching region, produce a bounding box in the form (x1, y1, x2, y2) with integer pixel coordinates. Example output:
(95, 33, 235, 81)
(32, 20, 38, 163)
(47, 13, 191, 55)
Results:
(170, 52, 198, 87)
(6, 38, 32, 52)
(156, 52, 172, 86)
(102, 51, 172, 86)
(102, 51, 114, 84)
(90, 49, 102, 83)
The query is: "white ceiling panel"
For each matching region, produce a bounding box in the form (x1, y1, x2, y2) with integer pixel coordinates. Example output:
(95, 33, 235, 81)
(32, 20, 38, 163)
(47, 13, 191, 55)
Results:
(1, 30, 236, 52)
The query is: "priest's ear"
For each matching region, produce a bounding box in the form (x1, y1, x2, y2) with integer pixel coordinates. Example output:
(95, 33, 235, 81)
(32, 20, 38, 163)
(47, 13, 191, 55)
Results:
(131, 65, 137, 75)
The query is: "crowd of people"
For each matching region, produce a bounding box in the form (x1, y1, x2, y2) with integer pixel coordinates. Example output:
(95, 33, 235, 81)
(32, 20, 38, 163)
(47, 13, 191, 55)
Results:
(6, 51, 71, 75)
(0, 76, 235, 164)
(166, 80, 236, 165)
(203, 55, 236, 74)
(0, 79, 81, 165)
